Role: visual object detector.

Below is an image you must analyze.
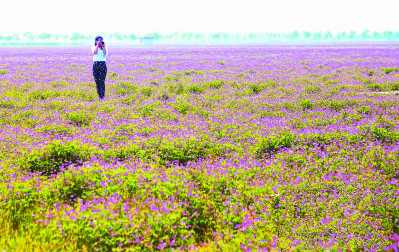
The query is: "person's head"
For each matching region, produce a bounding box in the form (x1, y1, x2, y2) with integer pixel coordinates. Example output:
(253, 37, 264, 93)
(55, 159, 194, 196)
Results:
(95, 36, 104, 46)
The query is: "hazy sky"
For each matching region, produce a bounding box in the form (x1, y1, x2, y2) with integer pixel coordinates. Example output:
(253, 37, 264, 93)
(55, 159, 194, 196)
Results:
(1, 0, 398, 35)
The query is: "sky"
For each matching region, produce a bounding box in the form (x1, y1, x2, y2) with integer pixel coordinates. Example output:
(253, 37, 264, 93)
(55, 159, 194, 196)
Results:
(1, 0, 398, 35)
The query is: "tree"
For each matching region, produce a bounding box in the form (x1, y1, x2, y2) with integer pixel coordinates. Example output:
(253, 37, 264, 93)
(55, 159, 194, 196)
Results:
(211, 33, 221, 40)
(152, 32, 161, 39)
(303, 31, 312, 40)
(128, 34, 137, 40)
(181, 32, 192, 41)
(71, 33, 85, 41)
(24, 32, 34, 42)
(361, 29, 370, 40)
(372, 31, 380, 39)
(383, 31, 393, 40)
(348, 31, 356, 40)
(337, 32, 347, 40)
(289, 30, 300, 40)
(38, 33, 52, 40)
(53, 34, 61, 40)
(313, 31, 322, 40)
(113, 32, 122, 40)
(324, 31, 333, 40)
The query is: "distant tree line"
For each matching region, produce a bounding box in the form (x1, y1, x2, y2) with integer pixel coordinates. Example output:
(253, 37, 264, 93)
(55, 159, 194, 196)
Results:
(0, 29, 398, 45)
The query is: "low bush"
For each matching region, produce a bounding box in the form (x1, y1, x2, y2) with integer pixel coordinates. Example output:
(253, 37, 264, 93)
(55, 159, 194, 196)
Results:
(256, 130, 296, 158)
(18, 140, 96, 176)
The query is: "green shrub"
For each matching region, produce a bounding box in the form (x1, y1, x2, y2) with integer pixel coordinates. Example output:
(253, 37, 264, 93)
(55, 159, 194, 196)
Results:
(18, 140, 96, 176)
(113, 82, 137, 96)
(67, 111, 93, 127)
(121, 94, 139, 105)
(186, 83, 203, 94)
(368, 83, 383, 91)
(158, 137, 209, 165)
(157, 92, 169, 101)
(0, 69, 6, 74)
(36, 123, 73, 136)
(150, 80, 159, 86)
(184, 69, 196, 75)
(390, 81, 399, 91)
(2, 179, 38, 229)
(103, 143, 143, 162)
(207, 79, 225, 89)
(303, 85, 321, 94)
(0, 99, 17, 109)
(381, 67, 399, 75)
(137, 102, 160, 117)
(140, 86, 154, 97)
(54, 165, 102, 204)
(172, 100, 192, 114)
(299, 99, 314, 110)
(256, 130, 296, 158)
(248, 83, 266, 94)
(329, 100, 346, 111)
(29, 90, 61, 101)
(165, 83, 185, 94)
(369, 126, 399, 143)
(366, 70, 374, 76)
(358, 105, 372, 115)
(165, 74, 179, 82)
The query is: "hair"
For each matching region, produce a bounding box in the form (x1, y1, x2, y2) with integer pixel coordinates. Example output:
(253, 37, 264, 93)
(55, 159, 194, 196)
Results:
(94, 36, 103, 46)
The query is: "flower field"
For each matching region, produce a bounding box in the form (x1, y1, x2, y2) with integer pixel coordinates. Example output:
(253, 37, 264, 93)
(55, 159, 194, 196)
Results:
(0, 43, 399, 251)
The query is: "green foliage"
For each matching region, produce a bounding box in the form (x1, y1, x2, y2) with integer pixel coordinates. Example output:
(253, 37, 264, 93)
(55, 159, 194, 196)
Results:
(247, 82, 267, 94)
(366, 70, 374, 76)
(390, 81, 399, 91)
(256, 130, 296, 158)
(150, 80, 159, 86)
(29, 89, 62, 101)
(140, 86, 154, 97)
(1, 183, 39, 231)
(304, 85, 321, 94)
(358, 105, 372, 115)
(103, 143, 143, 162)
(380, 67, 399, 74)
(172, 99, 192, 114)
(0, 69, 6, 74)
(186, 83, 203, 94)
(207, 79, 225, 89)
(67, 111, 93, 127)
(299, 98, 314, 110)
(113, 81, 137, 96)
(183, 69, 204, 75)
(17, 140, 96, 176)
(165, 74, 179, 82)
(53, 165, 102, 204)
(368, 83, 383, 91)
(166, 82, 185, 94)
(367, 124, 399, 143)
(36, 123, 73, 136)
(157, 137, 232, 165)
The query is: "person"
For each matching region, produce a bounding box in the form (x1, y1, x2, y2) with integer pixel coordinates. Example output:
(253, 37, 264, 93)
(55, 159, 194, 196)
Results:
(91, 36, 108, 100)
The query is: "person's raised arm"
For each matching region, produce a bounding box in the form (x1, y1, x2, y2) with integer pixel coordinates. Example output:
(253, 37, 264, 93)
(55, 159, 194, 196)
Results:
(93, 44, 99, 55)
(103, 46, 107, 56)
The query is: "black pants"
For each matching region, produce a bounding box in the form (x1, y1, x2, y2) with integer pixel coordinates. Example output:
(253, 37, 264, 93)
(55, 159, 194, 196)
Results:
(93, 61, 107, 99)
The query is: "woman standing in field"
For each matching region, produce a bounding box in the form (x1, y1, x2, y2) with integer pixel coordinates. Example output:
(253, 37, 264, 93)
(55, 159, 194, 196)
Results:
(92, 36, 108, 100)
